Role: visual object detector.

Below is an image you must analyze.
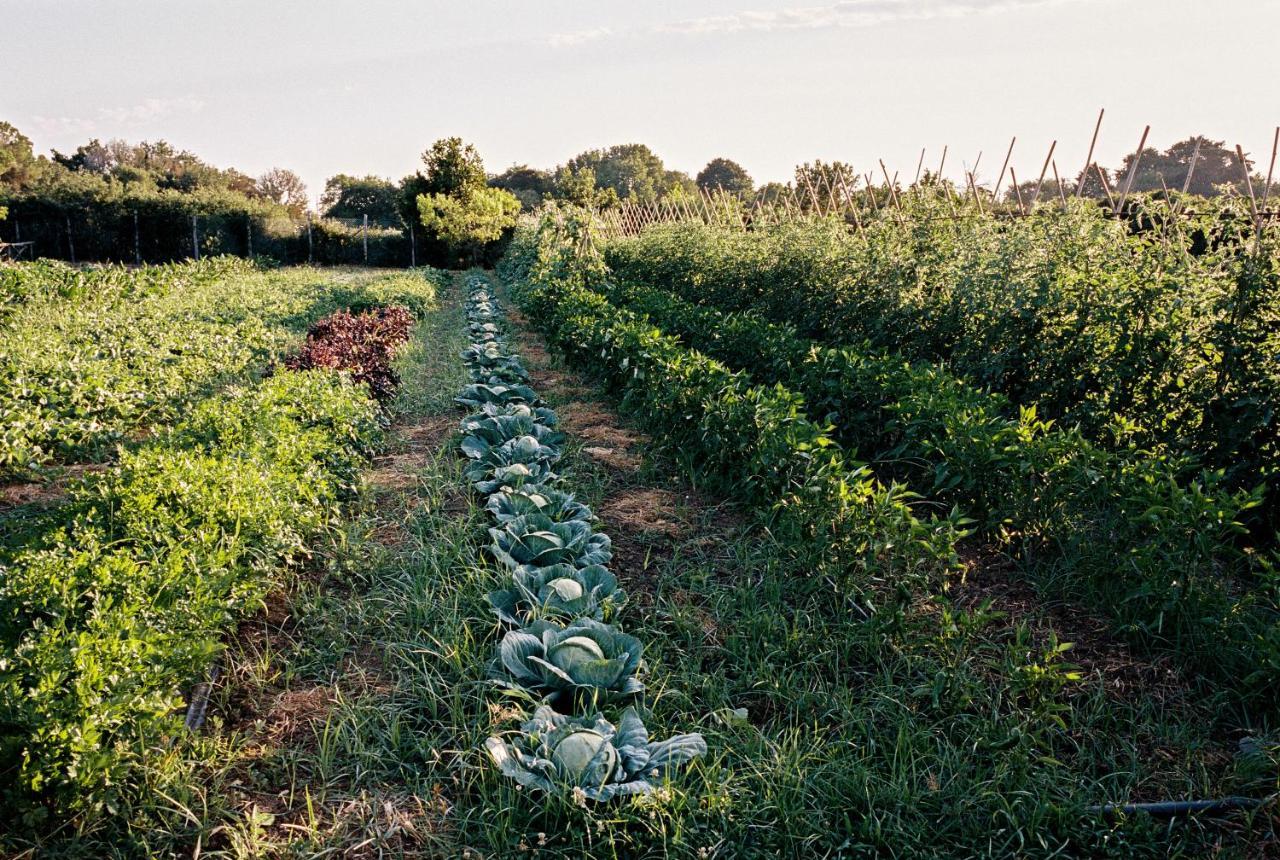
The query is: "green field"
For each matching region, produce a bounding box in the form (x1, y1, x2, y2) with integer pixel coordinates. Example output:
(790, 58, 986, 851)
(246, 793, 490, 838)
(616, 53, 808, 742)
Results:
(1, 202, 1277, 857)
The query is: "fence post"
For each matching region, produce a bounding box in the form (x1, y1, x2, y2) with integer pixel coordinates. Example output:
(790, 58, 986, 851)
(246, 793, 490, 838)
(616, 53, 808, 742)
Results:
(306, 212, 314, 264)
(362, 213, 368, 264)
(133, 212, 141, 265)
(246, 216, 253, 258)
(409, 223, 416, 268)
(66, 213, 76, 264)
(192, 215, 200, 261)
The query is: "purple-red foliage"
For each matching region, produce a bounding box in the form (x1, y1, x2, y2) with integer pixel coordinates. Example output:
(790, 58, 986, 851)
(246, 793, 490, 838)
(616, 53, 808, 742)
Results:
(285, 305, 415, 401)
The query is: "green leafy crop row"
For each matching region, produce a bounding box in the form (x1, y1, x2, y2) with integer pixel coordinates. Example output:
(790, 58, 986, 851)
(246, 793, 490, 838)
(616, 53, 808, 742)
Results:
(587, 274, 1279, 706)
(0, 263, 446, 828)
(603, 204, 1280, 531)
(0, 258, 447, 479)
(502, 209, 964, 622)
(0, 369, 384, 824)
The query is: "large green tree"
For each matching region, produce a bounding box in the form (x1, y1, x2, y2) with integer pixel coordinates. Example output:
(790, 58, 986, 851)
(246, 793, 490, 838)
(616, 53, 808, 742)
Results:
(491, 164, 554, 210)
(553, 165, 618, 209)
(422, 137, 487, 196)
(256, 168, 308, 216)
(696, 158, 754, 197)
(0, 122, 38, 190)
(320, 174, 400, 223)
(1115, 136, 1249, 197)
(418, 186, 520, 264)
(414, 137, 518, 263)
(565, 144, 688, 203)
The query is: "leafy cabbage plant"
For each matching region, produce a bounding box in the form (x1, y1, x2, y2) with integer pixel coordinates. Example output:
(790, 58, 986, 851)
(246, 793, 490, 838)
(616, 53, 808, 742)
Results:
(456, 382, 542, 410)
(462, 342, 529, 384)
(496, 618, 643, 703)
(465, 460, 555, 493)
(488, 562, 625, 625)
(489, 513, 612, 569)
(464, 443, 559, 495)
(461, 413, 563, 458)
(485, 485, 592, 524)
(485, 705, 706, 800)
(463, 401, 559, 430)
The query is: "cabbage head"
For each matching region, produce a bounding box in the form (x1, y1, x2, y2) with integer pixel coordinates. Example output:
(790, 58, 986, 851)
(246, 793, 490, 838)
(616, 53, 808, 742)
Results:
(463, 401, 559, 430)
(461, 413, 563, 458)
(463, 436, 560, 495)
(496, 618, 643, 704)
(484, 705, 706, 800)
(485, 486, 591, 524)
(461, 341, 529, 384)
(488, 563, 625, 625)
(456, 382, 542, 410)
(488, 514, 612, 569)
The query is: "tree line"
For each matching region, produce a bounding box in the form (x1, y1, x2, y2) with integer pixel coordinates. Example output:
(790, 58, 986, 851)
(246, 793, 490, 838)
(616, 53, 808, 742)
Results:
(2, 116, 1274, 265)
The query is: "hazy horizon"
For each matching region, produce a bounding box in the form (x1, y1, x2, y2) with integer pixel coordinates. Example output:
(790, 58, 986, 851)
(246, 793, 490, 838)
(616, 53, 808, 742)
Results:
(4, 0, 1278, 203)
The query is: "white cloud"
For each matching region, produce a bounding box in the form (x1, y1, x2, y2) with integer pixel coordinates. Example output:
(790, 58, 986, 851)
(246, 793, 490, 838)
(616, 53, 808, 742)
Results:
(548, 26, 613, 48)
(25, 97, 206, 143)
(27, 115, 99, 138)
(98, 96, 205, 125)
(661, 0, 1080, 35)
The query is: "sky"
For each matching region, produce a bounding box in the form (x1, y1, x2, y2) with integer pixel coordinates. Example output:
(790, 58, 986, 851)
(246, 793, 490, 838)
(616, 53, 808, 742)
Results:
(3, 0, 1279, 203)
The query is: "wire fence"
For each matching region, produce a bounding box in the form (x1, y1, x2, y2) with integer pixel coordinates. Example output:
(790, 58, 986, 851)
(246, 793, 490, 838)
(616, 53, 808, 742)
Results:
(0, 209, 425, 267)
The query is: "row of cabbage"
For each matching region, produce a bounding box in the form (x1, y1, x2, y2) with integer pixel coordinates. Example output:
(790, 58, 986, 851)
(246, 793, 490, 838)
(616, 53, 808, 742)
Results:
(589, 272, 1279, 706)
(453, 274, 707, 800)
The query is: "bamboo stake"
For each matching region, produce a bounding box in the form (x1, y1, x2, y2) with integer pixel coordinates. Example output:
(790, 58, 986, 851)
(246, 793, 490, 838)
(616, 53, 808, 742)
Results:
(914, 147, 926, 186)
(1261, 126, 1278, 217)
(1028, 140, 1057, 210)
(1236, 144, 1261, 240)
(879, 159, 904, 223)
(967, 171, 986, 215)
(1181, 137, 1202, 195)
(698, 188, 714, 223)
(1095, 163, 1117, 210)
(1077, 108, 1104, 199)
(1114, 125, 1150, 215)
(839, 171, 865, 236)
(863, 174, 879, 213)
(1052, 160, 1068, 206)
(818, 168, 839, 214)
(993, 137, 1016, 201)
(800, 170, 824, 216)
(1010, 167, 1027, 216)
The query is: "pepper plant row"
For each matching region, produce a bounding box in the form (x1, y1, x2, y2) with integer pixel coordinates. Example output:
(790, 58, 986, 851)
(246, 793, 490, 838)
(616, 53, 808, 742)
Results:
(603, 202, 1280, 529)
(499, 210, 964, 615)
(588, 273, 1279, 706)
(453, 274, 707, 801)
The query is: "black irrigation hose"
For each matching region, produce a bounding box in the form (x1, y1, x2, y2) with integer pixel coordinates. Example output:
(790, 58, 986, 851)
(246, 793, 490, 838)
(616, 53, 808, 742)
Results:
(183, 664, 221, 732)
(1088, 795, 1273, 819)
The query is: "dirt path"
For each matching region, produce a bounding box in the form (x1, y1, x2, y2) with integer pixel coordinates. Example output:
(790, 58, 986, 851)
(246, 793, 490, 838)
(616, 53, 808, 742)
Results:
(500, 279, 1202, 715)
(501, 284, 749, 609)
